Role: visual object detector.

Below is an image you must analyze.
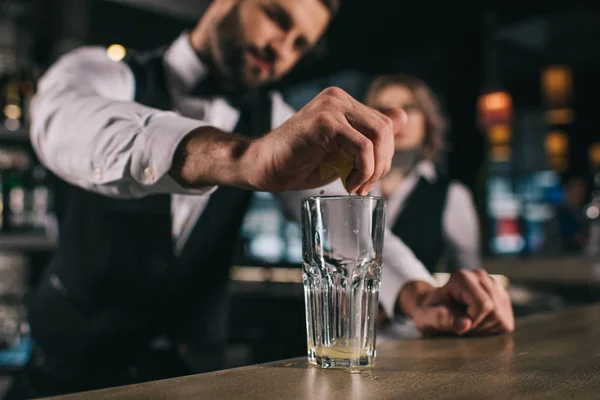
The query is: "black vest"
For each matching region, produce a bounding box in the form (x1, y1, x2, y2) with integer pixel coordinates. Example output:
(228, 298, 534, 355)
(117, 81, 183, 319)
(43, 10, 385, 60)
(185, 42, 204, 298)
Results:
(27, 48, 272, 365)
(391, 174, 450, 273)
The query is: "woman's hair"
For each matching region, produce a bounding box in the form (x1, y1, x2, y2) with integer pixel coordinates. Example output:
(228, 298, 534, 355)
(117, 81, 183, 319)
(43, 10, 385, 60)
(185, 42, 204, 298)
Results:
(365, 74, 448, 161)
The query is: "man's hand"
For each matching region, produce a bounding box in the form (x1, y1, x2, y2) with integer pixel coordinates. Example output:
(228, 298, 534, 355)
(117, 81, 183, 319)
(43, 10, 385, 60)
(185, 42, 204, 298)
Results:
(398, 270, 514, 336)
(170, 87, 406, 194)
(245, 87, 406, 195)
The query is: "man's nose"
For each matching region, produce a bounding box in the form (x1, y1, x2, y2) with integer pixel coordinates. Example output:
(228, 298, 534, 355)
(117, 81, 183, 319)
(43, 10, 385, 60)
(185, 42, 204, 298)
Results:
(263, 43, 277, 64)
(268, 33, 296, 63)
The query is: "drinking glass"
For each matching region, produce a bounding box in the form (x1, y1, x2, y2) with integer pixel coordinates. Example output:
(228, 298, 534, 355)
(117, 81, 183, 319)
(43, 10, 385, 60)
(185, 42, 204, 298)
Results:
(301, 195, 385, 368)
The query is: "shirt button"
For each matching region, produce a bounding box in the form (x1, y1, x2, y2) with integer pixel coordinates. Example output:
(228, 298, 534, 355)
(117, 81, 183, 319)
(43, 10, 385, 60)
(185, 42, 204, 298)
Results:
(94, 168, 103, 180)
(144, 166, 155, 182)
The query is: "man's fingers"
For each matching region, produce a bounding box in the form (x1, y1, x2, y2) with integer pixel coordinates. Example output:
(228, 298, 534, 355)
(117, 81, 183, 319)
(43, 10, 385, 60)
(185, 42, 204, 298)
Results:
(335, 125, 375, 193)
(344, 107, 395, 195)
(311, 88, 407, 195)
(364, 108, 407, 192)
(381, 108, 408, 137)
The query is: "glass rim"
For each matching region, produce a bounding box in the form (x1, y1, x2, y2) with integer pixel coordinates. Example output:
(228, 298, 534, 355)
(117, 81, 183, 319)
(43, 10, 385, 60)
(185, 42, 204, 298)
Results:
(302, 195, 384, 202)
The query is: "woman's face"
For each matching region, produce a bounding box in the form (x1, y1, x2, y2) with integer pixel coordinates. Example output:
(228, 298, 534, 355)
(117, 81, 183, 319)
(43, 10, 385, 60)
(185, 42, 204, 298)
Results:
(370, 84, 425, 150)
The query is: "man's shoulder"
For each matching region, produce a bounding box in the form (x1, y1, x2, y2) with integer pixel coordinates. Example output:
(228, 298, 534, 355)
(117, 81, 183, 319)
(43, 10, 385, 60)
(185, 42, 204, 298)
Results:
(56, 46, 117, 66)
(39, 46, 134, 96)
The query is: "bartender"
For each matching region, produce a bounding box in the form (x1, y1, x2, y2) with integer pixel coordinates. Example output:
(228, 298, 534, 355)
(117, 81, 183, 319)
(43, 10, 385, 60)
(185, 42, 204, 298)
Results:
(366, 74, 514, 335)
(6, 1, 512, 398)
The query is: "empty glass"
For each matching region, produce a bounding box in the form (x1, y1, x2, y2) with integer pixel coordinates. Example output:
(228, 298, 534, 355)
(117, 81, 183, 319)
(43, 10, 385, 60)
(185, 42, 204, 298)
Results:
(301, 196, 385, 368)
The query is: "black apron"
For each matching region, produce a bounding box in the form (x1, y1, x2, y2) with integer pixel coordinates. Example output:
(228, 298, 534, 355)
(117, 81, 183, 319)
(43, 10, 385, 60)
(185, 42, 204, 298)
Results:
(27, 47, 273, 368)
(391, 174, 451, 273)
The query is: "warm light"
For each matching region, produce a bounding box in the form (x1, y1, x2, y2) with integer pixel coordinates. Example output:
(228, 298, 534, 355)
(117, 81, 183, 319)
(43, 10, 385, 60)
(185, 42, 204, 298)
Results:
(480, 91, 512, 112)
(545, 108, 575, 125)
(545, 131, 569, 172)
(106, 44, 126, 62)
(545, 131, 569, 156)
(491, 145, 511, 162)
(488, 124, 511, 145)
(478, 91, 513, 128)
(542, 65, 573, 108)
(3, 104, 21, 120)
(590, 143, 600, 167)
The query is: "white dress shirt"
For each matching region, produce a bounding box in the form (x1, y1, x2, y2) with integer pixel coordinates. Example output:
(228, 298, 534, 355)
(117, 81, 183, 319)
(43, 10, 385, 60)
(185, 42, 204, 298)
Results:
(30, 32, 437, 318)
(372, 160, 481, 271)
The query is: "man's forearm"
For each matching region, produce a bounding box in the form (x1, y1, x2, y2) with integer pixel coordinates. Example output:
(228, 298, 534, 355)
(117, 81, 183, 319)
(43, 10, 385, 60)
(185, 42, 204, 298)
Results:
(169, 126, 257, 190)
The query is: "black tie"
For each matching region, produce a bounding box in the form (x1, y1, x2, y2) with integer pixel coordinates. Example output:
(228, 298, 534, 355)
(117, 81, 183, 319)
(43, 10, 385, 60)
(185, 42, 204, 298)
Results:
(168, 78, 273, 345)
(193, 75, 270, 138)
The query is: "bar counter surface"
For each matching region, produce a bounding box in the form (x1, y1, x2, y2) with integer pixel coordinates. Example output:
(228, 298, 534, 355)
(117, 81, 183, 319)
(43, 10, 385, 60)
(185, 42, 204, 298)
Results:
(42, 304, 600, 400)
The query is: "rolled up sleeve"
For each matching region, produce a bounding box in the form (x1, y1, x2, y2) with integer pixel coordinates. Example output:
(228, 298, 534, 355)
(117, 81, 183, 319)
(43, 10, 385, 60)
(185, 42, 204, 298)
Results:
(443, 182, 481, 271)
(379, 232, 438, 318)
(30, 46, 215, 198)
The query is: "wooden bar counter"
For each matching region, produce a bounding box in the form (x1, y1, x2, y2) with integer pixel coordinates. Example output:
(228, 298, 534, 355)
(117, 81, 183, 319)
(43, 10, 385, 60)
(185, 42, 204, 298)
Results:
(43, 305, 600, 400)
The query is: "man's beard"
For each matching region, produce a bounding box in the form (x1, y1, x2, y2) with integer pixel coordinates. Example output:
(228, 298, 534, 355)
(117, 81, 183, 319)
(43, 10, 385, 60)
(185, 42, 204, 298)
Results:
(213, 4, 259, 91)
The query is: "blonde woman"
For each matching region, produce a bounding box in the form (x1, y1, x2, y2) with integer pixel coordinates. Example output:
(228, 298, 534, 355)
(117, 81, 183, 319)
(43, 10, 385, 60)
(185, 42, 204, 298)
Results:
(368, 74, 514, 336)
(367, 74, 480, 274)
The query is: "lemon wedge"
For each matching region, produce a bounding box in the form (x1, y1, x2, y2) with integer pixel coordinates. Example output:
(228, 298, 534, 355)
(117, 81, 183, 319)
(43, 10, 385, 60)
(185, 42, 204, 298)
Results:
(319, 150, 354, 187)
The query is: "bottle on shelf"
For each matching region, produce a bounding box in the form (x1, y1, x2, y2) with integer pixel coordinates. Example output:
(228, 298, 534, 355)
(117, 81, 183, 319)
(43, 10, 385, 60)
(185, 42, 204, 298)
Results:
(0, 146, 30, 233)
(30, 163, 53, 235)
(2, 76, 22, 132)
(6, 156, 29, 233)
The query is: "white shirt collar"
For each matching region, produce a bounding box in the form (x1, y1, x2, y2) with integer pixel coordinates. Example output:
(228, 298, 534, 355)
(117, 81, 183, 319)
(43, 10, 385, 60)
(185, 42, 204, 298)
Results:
(371, 159, 438, 228)
(163, 31, 209, 91)
(414, 159, 437, 183)
(371, 160, 437, 196)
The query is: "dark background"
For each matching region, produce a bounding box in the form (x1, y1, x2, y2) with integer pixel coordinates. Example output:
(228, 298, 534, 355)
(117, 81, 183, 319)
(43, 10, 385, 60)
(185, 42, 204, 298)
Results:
(22, 0, 600, 192)
(1, 0, 599, 380)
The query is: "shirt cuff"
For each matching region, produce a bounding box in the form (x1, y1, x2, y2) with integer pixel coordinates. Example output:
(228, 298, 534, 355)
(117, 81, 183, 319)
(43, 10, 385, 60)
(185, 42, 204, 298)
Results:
(379, 232, 438, 319)
(132, 112, 216, 196)
(164, 32, 208, 90)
